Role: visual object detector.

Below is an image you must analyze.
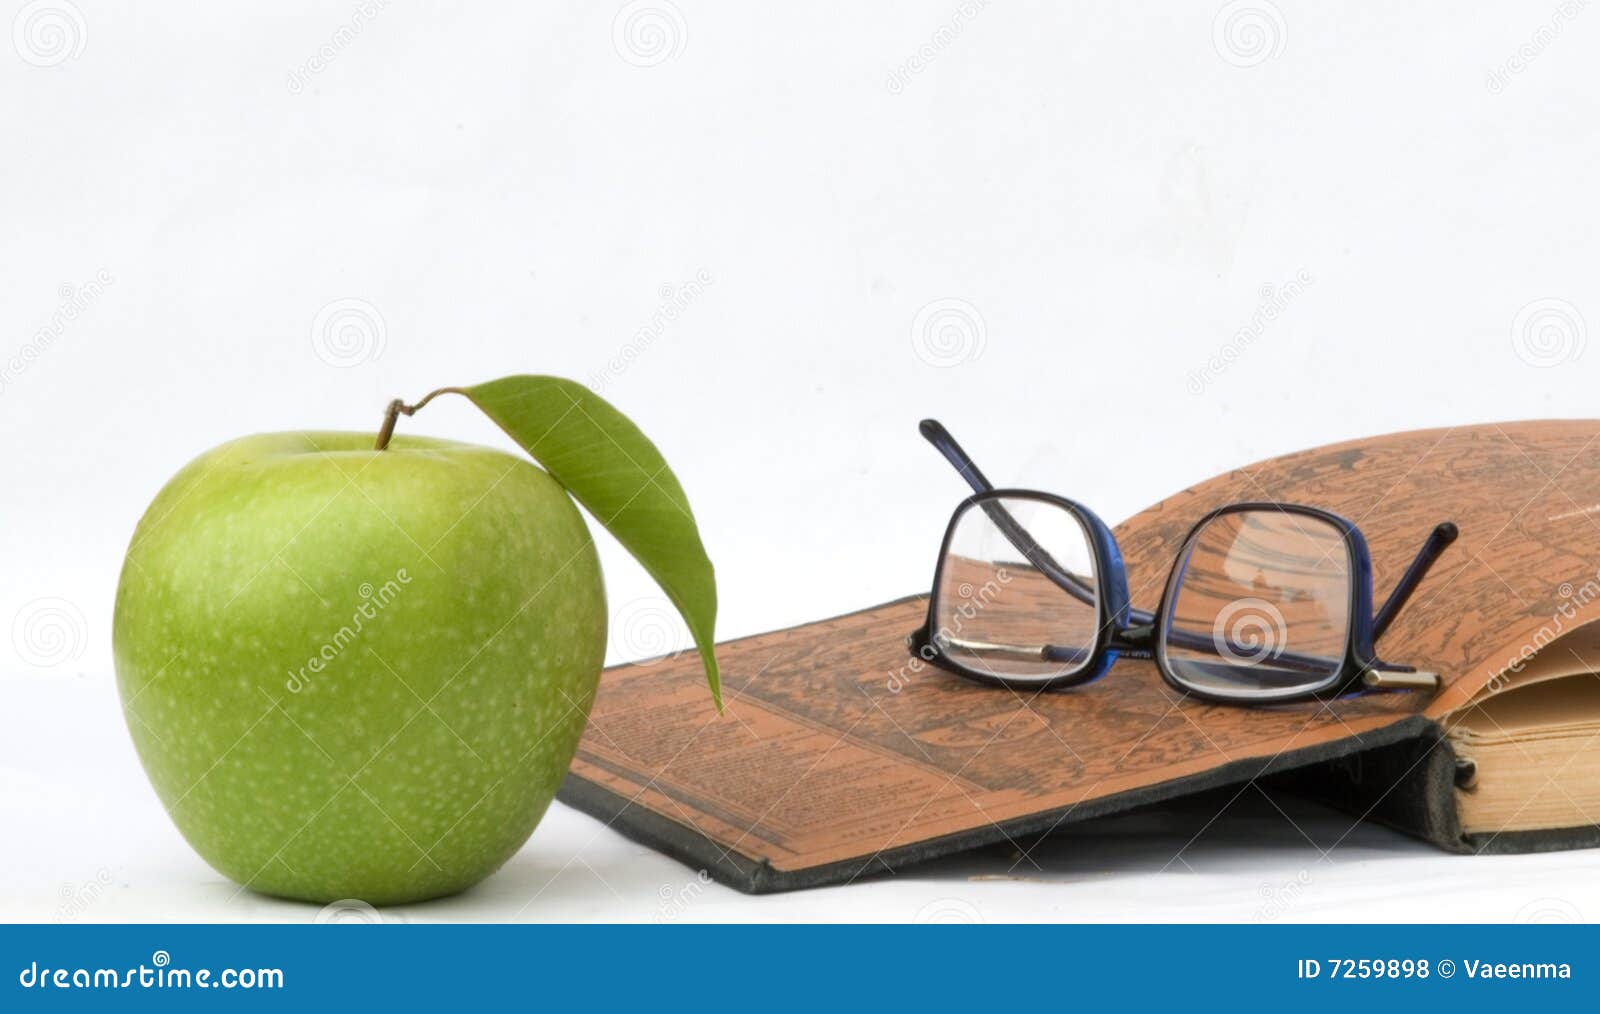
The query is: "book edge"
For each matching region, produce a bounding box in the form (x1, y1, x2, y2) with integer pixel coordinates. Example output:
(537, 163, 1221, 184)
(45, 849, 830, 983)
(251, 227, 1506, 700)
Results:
(557, 714, 1440, 894)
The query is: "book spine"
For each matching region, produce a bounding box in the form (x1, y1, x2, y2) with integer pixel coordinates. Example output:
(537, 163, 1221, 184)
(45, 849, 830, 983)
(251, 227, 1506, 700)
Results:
(1276, 725, 1471, 853)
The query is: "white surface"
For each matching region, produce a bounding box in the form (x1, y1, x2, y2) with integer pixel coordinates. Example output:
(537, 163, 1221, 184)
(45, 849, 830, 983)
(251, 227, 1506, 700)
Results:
(8, 667, 1600, 924)
(3, 2, 1600, 923)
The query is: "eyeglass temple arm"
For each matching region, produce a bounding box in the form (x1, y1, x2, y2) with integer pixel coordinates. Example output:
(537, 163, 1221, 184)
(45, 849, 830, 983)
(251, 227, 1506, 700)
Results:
(1371, 522, 1458, 642)
(919, 419, 996, 494)
(919, 420, 1100, 606)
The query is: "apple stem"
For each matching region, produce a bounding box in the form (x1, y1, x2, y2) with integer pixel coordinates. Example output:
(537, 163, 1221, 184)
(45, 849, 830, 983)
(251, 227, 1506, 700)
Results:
(373, 387, 467, 450)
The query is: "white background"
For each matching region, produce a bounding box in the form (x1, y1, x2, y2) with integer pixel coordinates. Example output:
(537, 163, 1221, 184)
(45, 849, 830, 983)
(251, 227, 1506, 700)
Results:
(3, 2, 1599, 923)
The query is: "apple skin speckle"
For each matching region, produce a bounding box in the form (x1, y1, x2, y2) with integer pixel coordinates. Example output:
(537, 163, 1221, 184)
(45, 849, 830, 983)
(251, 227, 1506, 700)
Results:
(112, 432, 607, 905)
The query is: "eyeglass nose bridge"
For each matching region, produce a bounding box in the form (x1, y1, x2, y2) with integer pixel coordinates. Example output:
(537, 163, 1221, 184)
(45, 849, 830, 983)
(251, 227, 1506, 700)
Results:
(1118, 623, 1155, 646)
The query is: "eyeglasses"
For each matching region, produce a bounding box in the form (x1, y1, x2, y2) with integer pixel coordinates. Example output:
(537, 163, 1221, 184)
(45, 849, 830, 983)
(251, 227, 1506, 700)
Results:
(908, 420, 1458, 704)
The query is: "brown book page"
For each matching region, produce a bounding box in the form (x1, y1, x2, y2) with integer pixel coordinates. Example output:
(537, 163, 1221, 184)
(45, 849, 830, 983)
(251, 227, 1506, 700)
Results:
(563, 421, 1600, 886)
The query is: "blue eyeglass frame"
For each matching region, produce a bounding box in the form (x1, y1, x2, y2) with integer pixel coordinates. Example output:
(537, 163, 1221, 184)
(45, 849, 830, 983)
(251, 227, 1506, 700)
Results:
(908, 420, 1459, 704)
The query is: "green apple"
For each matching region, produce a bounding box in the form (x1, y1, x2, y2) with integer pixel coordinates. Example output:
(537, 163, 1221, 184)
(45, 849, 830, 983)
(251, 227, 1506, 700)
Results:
(114, 378, 719, 906)
(113, 430, 609, 905)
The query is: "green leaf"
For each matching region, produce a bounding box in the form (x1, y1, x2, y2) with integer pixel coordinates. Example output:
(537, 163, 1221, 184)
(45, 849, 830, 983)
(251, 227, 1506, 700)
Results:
(462, 376, 721, 709)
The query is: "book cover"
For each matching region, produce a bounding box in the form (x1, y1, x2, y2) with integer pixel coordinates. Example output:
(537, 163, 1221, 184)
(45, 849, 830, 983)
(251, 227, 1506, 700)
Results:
(559, 421, 1600, 892)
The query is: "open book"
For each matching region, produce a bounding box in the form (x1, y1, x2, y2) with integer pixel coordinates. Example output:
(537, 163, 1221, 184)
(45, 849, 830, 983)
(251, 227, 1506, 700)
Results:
(558, 421, 1600, 891)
